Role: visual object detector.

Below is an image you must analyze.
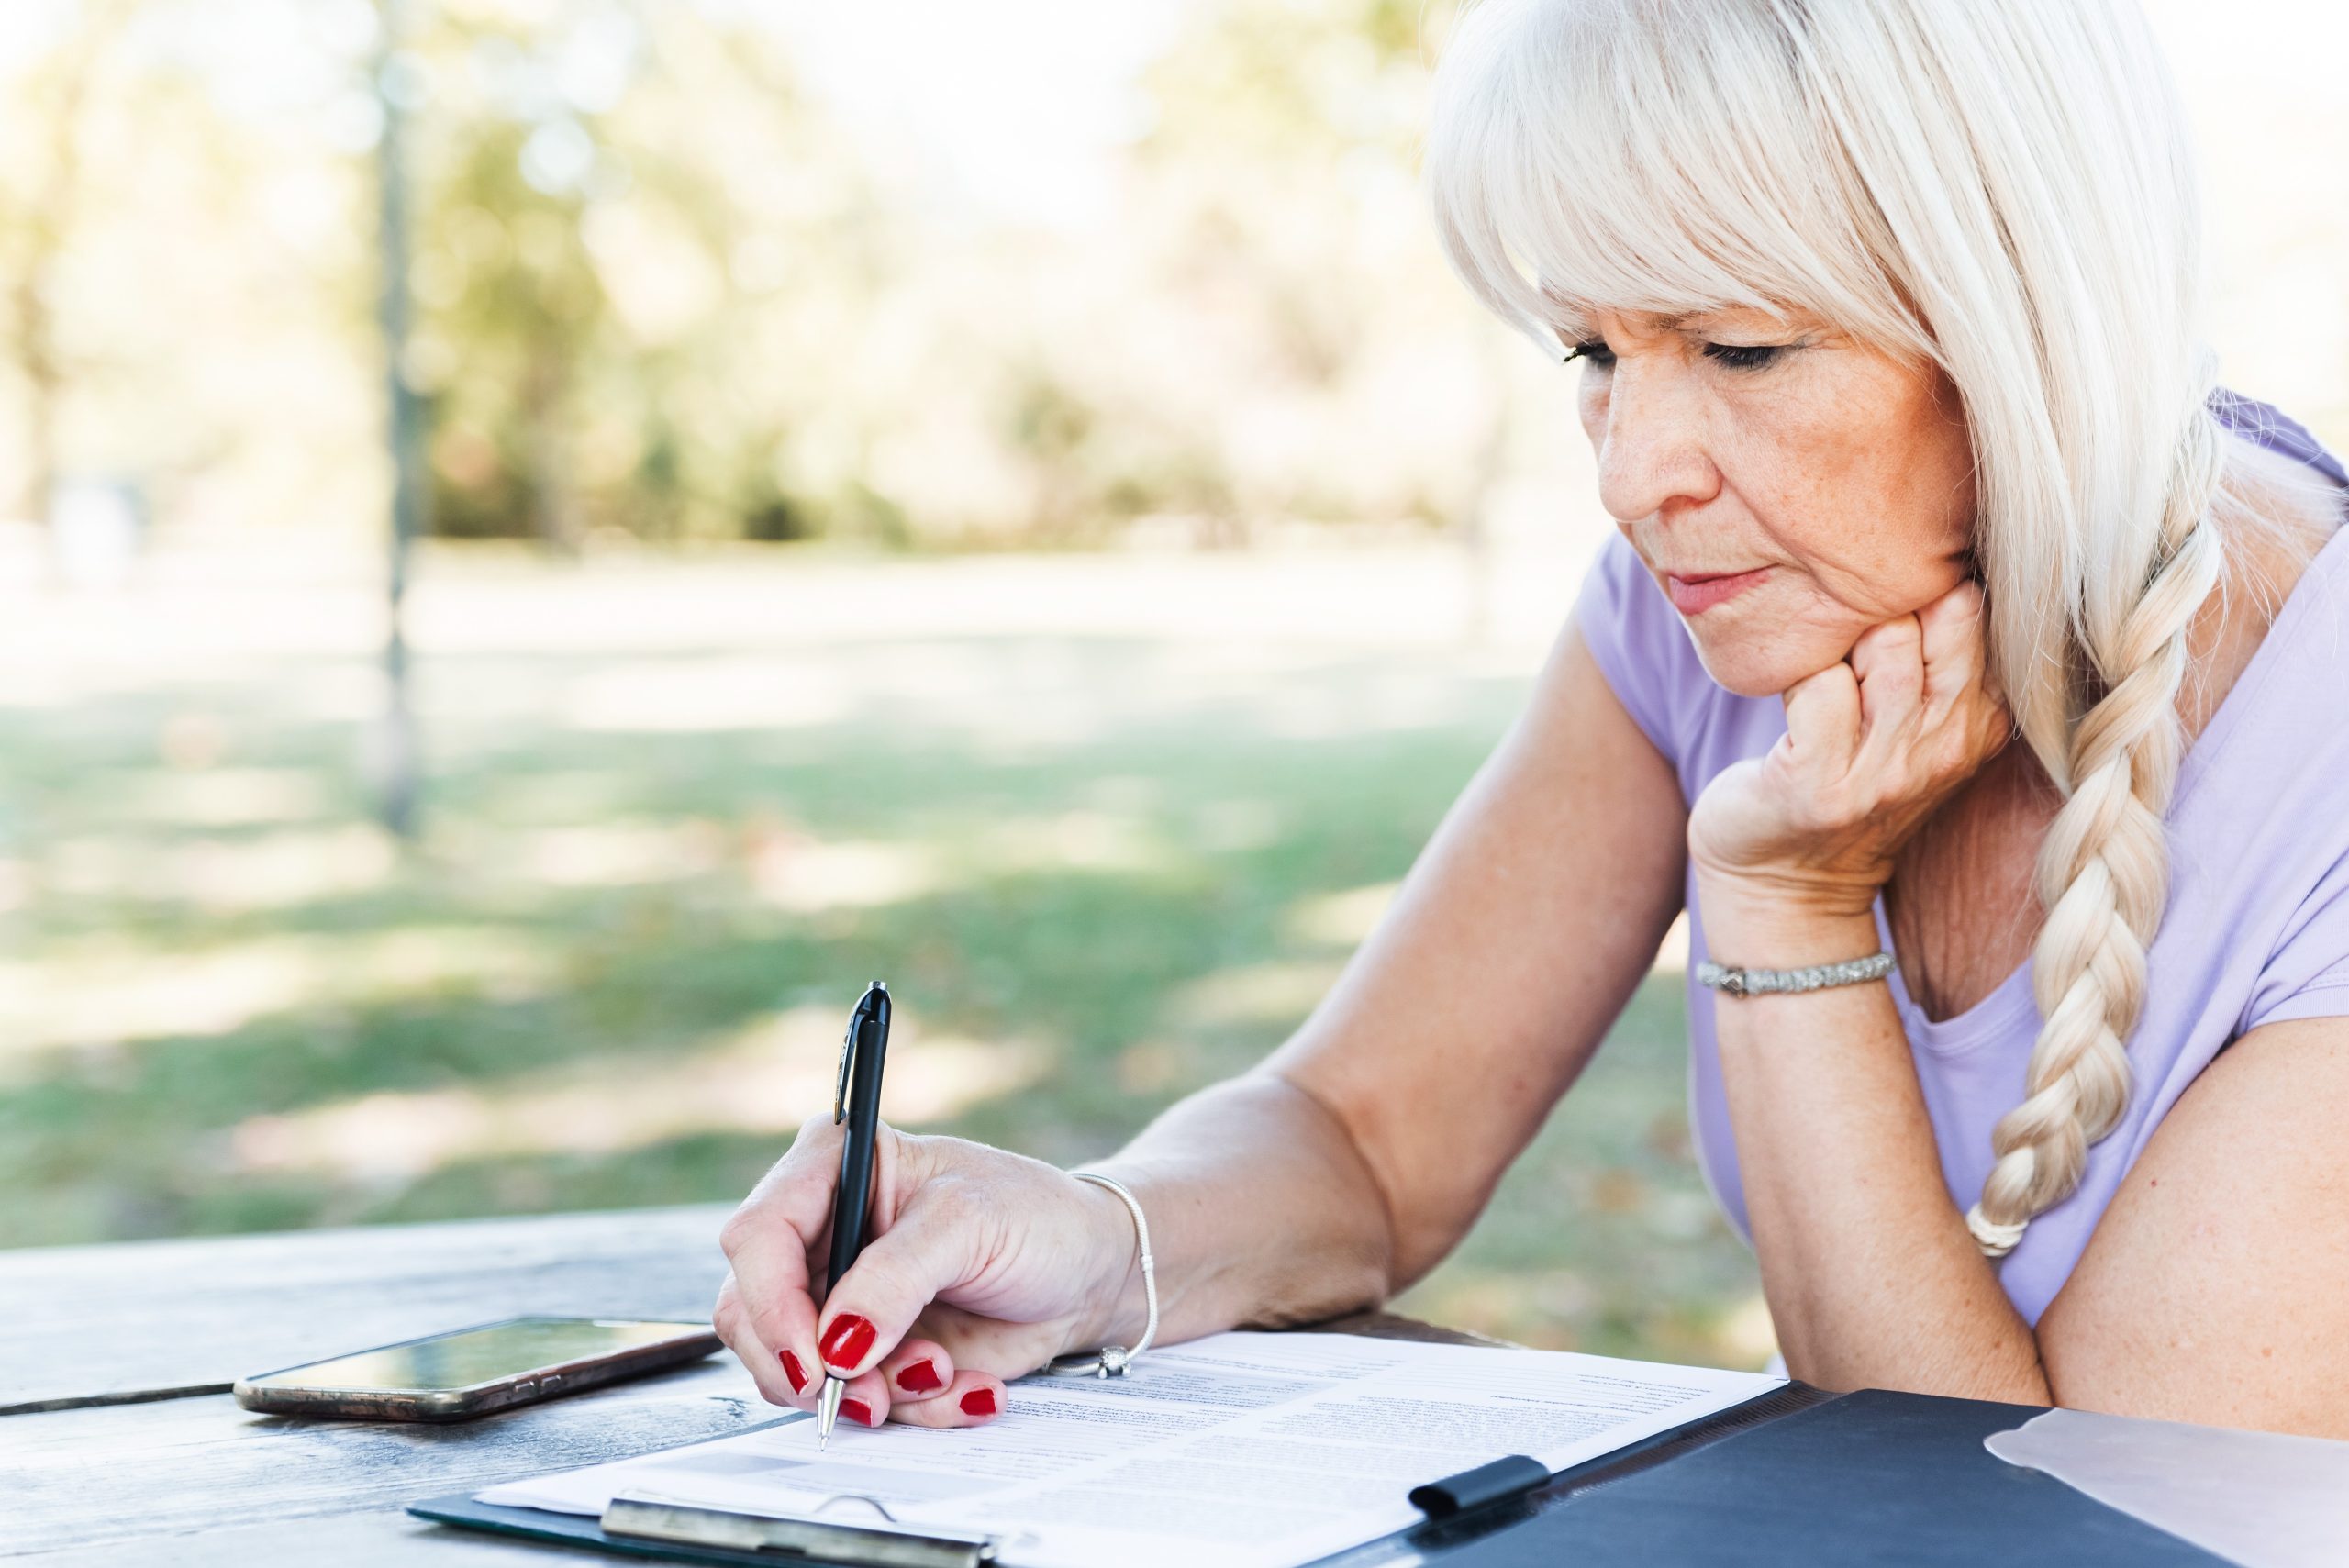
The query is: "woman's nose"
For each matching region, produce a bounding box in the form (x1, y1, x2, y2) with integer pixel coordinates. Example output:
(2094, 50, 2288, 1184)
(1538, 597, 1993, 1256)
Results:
(1592, 361, 1719, 524)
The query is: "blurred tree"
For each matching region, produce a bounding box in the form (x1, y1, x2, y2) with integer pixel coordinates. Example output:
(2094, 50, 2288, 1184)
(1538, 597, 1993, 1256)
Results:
(406, 4, 623, 548)
(0, 0, 132, 528)
(396, 2, 913, 547)
(0, 0, 1507, 554)
(908, 0, 1495, 550)
(576, 10, 909, 547)
(1102, 0, 1496, 540)
(382, 0, 1500, 551)
(0, 0, 385, 550)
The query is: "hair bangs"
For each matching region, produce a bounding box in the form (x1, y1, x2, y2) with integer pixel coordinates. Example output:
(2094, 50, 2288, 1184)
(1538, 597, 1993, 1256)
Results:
(1429, 0, 1917, 357)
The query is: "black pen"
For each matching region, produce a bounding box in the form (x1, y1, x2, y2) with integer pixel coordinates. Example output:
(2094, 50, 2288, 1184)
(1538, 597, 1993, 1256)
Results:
(818, 980, 890, 1451)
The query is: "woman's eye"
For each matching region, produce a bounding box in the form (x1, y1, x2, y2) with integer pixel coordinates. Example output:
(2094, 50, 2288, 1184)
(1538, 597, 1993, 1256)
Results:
(1562, 340, 1616, 369)
(1704, 341, 1787, 371)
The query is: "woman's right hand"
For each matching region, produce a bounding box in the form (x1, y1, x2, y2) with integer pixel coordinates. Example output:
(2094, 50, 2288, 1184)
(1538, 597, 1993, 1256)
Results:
(712, 1114, 1141, 1429)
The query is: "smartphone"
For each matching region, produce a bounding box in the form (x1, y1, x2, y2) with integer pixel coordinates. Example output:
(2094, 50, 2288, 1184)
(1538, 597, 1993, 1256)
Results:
(233, 1316, 722, 1422)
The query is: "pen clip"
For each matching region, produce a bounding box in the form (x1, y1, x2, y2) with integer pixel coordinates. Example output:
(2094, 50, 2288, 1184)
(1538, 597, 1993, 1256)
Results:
(834, 1013, 858, 1125)
(834, 981, 889, 1125)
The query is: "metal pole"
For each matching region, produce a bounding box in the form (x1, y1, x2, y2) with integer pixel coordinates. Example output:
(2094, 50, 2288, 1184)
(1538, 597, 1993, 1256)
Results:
(373, 0, 424, 840)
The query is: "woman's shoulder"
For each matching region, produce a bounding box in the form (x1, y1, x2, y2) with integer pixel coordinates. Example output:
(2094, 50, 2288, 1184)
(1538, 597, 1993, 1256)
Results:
(2171, 507, 2349, 1036)
(2193, 389, 2349, 746)
(1570, 532, 1785, 803)
(2210, 385, 2349, 490)
(2176, 513, 2349, 824)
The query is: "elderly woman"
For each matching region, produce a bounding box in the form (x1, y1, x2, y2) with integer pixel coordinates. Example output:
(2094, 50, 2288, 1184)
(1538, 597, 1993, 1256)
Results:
(715, 0, 2349, 1438)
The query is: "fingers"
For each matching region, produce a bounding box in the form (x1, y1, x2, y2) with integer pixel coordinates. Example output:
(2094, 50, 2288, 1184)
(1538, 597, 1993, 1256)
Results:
(822, 1340, 960, 1432)
(717, 1128, 1106, 1434)
(1846, 580, 2001, 780)
(713, 1273, 803, 1407)
(1782, 583, 1995, 813)
(884, 1366, 1008, 1429)
(718, 1114, 846, 1406)
(1779, 660, 1861, 779)
(1694, 578, 2003, 896)
(881, 1336, 956, 1404)
(1913, 582, 2011, 770)
(833, 1363, 895, 1431)
(1848, 614, 1924, 741)
(896, 1298, 1052, 1379)
(814, 1186, 984, 1384)
(1916, 579, 1989, 718)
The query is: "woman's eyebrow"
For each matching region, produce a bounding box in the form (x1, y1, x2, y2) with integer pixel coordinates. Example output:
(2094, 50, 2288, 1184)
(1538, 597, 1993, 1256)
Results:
(1573, 311, 1737, 335)
(1553, 310, 1794, 341)
(1660, 311, 1785, 333)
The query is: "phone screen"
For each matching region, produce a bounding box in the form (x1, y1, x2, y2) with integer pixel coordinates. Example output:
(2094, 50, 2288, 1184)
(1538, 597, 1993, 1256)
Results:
(244, 1317, 709, 1393)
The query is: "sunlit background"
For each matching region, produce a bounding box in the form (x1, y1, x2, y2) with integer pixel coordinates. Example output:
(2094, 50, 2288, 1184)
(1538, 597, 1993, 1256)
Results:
(3, 0, 2343, 1371)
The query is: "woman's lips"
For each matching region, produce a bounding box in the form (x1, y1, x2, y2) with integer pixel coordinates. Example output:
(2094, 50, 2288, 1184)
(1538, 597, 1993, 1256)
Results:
(1665, 567, 1769, 614)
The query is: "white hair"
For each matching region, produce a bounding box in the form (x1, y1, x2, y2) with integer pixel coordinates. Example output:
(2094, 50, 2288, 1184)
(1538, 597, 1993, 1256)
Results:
(1427, 0, 2314, 1255)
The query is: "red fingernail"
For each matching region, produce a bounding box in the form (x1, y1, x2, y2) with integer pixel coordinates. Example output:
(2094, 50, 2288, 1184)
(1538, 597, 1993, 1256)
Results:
(818, 1314, 876, 1372)
(896, 1358, 943, 1394)
(959, 1387, 998, 1418)
(841, 1397, 876, 1428)
(781, 1350, 808, 1394)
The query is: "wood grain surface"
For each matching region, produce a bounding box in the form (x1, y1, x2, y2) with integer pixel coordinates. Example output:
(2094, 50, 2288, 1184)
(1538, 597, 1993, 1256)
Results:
(0, 1205, 734, 1413)
(0, 1210, 1479, 1564)
(8, 1359, 769, 1558)
(14, 1512, 560, 1568)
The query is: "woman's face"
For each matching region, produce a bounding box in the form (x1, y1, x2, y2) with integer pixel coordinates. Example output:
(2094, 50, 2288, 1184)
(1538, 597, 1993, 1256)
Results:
(1570, 306, 1978, 697)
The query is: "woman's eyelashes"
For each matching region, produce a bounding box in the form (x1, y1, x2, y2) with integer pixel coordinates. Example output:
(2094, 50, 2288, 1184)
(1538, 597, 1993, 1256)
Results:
(1561, 339, 1798, 372)
(1703, 341, 1792, 371)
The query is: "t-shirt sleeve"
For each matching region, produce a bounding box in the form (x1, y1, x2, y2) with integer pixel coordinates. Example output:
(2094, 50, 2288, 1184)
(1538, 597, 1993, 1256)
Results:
(2244, 853, 2349, 1031)
(1570, 532, 1694, 768)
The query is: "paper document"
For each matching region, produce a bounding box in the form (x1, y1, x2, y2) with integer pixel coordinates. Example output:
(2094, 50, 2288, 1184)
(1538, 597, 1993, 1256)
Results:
(479, 1330, 1782, 1568)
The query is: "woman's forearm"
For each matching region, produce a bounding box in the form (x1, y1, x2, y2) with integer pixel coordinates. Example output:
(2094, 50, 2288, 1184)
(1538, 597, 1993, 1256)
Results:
(1050, 628, 1693, 1360)
(1703, 900, 2049, 1399)
(1076, 1071, 1398, 1351)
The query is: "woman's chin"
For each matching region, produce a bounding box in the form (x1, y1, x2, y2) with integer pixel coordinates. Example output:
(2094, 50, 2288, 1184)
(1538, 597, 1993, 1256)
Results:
(1683, 631, 1852, 701)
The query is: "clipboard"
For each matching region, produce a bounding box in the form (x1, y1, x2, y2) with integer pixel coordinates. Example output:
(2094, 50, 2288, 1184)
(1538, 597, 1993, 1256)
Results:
(412, 1487, 998, 1568)
(406, 1382, 1825, 1567)
(409, 1382, 2232, 1566)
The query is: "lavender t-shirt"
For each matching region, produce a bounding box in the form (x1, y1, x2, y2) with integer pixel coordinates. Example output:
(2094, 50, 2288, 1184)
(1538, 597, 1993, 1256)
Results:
(1575, 389, 2349, 1328)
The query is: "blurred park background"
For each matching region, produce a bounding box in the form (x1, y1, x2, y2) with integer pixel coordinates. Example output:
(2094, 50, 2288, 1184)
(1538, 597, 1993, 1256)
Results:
(2, 0, 2343, 1371)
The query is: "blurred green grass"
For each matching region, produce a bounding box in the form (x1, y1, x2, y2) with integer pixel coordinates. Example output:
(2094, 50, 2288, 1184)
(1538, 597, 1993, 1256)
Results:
(0, 581, 1765, 1368)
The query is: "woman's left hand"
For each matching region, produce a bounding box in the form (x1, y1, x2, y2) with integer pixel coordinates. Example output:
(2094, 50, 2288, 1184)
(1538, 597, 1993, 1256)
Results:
(1687, 580, 2011, 924)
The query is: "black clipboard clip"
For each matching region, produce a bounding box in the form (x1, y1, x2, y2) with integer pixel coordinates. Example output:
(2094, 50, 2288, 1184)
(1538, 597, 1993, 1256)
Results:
(1407, 1453, 1551, 1518)
(603, 1492, 1001, 1567)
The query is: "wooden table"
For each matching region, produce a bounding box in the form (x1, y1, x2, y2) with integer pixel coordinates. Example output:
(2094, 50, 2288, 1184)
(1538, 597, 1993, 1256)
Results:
(0, 1206, 1478, 1564)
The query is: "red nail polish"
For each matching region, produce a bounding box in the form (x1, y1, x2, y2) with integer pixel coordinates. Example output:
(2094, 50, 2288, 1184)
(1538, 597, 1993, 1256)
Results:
(958, 1387, 998, 1418)
(781, 1350, 808, 1394)
(818, 1314, 876, 1372)
(896, 1358, 943, 1394)
(841, 1397, 876, 1428)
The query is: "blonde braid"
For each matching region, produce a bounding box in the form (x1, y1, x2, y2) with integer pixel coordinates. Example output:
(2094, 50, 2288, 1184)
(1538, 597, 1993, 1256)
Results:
(1965, 406, 2227, 1258)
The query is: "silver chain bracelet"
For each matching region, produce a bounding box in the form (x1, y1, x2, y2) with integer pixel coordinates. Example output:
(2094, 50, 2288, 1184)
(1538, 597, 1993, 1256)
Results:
(1696, 951, 1895, 997)
(1041, 1172, 1157, 1378)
